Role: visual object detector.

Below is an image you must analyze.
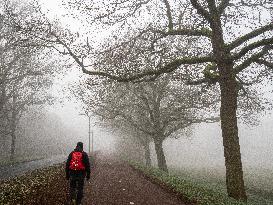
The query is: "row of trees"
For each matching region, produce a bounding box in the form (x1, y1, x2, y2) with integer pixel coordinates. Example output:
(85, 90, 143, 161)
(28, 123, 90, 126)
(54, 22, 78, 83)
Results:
(2, 0, 271, 202)
(0, 107, 76, 162)
(53, 0, 273, 202)
(70, 36, 267, 197)
(73, 76, 220, 172)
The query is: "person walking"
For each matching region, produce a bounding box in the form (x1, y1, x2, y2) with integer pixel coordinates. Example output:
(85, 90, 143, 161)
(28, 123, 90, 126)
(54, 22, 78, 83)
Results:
(66, 142, 91, 205)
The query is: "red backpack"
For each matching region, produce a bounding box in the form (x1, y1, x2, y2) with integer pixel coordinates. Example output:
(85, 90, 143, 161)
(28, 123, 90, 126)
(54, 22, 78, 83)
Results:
(69, 151, 86, 171)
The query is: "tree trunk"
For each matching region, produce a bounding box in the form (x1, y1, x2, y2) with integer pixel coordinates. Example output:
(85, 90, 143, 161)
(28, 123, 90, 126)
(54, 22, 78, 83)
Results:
(219, 74, 247, 201)
(10, 95, 17, 162)
(207, 5, 247, 201)
(154, 139, 168, 172)
(0, 74, 7, 112)
(10, 126, 16, 162)
(143, 142, 151, 167)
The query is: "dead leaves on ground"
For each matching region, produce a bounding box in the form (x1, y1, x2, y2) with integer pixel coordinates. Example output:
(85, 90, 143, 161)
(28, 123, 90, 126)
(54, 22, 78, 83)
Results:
(0, 164, 68, 205)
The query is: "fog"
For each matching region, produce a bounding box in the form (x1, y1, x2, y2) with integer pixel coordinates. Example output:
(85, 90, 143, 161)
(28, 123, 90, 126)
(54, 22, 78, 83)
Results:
(48, 102, 116, 155)
(160, 114, 273, 171)
(0, 0, 271, 171)
(1, 0, 272, 204)
(16, 0, 273, 176)
(47, 98, 273, 171)
(48, 99, 273, 170)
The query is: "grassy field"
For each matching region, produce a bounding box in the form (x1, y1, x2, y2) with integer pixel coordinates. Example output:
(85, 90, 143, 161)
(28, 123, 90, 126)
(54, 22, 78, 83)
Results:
(130, 161, 273, 205)
(170, 166, 273, 205)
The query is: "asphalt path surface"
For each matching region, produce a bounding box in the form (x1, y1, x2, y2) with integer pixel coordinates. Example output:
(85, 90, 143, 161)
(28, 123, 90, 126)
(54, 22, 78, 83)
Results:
(82, 155, 189, 205)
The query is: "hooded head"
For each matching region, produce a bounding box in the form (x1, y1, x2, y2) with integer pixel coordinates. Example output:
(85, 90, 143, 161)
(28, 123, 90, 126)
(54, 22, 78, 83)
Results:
(75, 142, 83, 151)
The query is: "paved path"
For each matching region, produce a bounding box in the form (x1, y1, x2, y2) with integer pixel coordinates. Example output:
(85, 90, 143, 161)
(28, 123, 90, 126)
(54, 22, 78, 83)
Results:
(0, 155, 66, 180)
(82, 155, 187, 205)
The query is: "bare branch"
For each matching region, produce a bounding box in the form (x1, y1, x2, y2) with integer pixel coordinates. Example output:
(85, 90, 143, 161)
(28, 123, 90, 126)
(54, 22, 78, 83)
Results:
(186, 78, 213, 85)
(234, 46, 272, 73)
(228, 23, 273, 50)
(165, 116, 220, 137)
(55, 32, 214, 82)
(190, 0, 211, 21)
(207, 0, 217, 14)
(118, 112, 154, 136)
(232, 37, 273, 60)
(116, 55, 214, 82)
(161, 0, 173, 31)
(255, 59, 273, 69)
(165, 121, 192, 137)
(218, 0, 230, 14)
(154, 27, 212, 38)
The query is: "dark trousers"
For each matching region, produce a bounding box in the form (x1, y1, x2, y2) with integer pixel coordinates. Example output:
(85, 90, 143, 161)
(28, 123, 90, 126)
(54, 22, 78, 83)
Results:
(69, 174, 85, 204)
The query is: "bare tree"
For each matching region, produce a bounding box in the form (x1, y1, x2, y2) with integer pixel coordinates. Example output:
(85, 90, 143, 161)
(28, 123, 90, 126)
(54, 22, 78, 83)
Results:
(60, 0, 273, 201)
(0, 0, 62, 161)
(72, 73, 219, 172)
(101, 118, 153, 167)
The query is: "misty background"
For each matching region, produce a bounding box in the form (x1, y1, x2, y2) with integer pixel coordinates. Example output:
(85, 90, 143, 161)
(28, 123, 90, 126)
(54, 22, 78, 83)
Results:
(39, 0, 273, 171)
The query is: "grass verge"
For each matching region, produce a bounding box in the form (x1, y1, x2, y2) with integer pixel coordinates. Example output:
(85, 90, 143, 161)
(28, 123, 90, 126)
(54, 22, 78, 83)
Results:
(171, 167, 273, 205)
(129, 161, 246, 205)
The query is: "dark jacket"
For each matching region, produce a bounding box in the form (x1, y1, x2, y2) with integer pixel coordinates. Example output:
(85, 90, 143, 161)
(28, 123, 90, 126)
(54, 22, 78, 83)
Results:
(65, 147, 91, 179)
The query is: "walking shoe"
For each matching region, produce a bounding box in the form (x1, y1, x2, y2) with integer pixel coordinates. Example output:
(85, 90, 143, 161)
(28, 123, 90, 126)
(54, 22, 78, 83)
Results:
(71, 199, 76, 205)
